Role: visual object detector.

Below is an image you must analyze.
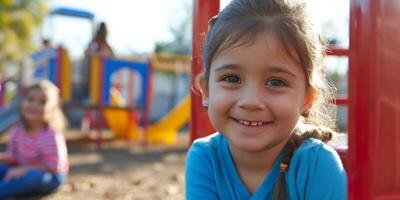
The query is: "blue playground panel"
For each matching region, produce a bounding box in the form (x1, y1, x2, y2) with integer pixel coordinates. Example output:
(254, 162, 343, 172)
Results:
(31, 48, 58, 84)
(102, 58, 150, 108)
(51, 8, 94, 20)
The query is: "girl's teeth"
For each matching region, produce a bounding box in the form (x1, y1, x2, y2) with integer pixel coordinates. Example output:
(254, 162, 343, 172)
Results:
(239, 120, 264, 126)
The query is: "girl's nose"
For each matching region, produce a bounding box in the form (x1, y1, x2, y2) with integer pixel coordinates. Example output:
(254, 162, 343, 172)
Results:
(237, 84, 266, 110)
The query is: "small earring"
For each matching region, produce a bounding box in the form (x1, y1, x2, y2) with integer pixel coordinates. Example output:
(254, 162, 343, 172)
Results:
(301, 110, 310, 118)
(203, 102, 209, 110)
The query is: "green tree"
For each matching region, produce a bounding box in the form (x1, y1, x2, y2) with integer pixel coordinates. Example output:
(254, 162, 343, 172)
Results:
(0, 0, 47, 72)
(154, 1, 192, 55)
(154, 20, 191, 55)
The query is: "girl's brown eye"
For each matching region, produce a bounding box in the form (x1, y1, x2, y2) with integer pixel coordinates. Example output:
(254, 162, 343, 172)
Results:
(267, 79, 287, 87)
(222, 75, 241, 83)
(39, 100, 47, 106)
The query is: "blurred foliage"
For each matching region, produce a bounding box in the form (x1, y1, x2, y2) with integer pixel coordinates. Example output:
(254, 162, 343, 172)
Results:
(155, 21, 191, 55)
(154, 1, 192, 55)
(0, 0, 48, 72)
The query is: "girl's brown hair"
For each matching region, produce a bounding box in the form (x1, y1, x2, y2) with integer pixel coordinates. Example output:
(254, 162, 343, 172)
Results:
(21, 80, 66, 132)
(202, 0, 337, 198)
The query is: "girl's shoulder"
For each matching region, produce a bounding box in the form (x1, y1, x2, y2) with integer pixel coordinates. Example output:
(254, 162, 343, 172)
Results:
(191, 132, 224, 151)
(292, 138, 343, 167)
(297, 138, 338, 152)
(188, 133, 227, 161)
(41, 127, 63, 137)
(9, 124, 26, 135)
(287, 139, 347, 199)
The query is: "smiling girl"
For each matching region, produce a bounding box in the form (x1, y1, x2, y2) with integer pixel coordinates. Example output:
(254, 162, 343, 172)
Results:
(0, 80, 68, 199)
(185, 0, 347, 199)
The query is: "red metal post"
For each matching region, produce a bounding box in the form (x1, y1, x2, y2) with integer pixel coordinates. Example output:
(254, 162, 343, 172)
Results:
(349, 0, 400, 199)
(348, 1, 375, 198)
(142, 61, 153, 145)
(0, 80, 5, 110)
(128, 72, 134, 105)
(190, 0, 219, 144)
(326, 48, 349, 56)
(326, 47, 349, 107)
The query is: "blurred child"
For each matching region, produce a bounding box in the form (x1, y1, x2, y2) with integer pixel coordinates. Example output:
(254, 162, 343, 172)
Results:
(0, 80, 68, 199)
(82, 22, 114, 98)
(86, 22, 114, 57)
(186, 0, 347, 199)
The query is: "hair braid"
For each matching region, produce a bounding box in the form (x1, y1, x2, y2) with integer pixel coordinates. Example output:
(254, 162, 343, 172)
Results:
(272, 125, 335, 200)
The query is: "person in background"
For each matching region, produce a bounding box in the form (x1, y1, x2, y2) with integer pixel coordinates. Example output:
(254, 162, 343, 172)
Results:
(86, 21, 114, 57)
(0, 80, 69, 199)
(82, 22, 115, 99)
(42, 38, 53, 50)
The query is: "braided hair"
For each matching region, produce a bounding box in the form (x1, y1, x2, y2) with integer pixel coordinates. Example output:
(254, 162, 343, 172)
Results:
(272, 125, 334, 199)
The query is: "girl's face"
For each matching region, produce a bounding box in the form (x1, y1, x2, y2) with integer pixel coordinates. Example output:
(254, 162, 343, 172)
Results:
(201, 33, 313, 153)
(21, 88, 48, 127)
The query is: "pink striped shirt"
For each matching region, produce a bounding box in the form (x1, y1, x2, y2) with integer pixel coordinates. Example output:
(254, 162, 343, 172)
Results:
(5, 125, 69, 174)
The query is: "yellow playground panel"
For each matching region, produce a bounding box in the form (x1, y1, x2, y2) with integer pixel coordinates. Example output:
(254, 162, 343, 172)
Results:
(59, 47, 72, 101)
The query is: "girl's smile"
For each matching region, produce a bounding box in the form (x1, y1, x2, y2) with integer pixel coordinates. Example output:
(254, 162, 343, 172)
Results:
(230, 116, 274, 137)
(232, 118, 270, 127)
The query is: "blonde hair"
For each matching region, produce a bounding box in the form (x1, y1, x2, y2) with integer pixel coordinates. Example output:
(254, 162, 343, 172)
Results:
(21, 80, 67, 132)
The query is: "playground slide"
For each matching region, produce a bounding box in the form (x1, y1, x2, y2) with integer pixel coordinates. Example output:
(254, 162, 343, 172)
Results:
(102, 88, 132, 139)
(102, 89, 190, 144)
(0, 99, 20, 133)
(146, 95, 190, 144)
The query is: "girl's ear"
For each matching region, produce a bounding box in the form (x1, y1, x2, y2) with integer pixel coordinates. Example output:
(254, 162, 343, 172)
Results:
(302, 88, 316, 112)
(196, 73, 209, 105)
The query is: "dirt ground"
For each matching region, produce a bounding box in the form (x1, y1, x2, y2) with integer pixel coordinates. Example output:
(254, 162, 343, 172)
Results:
(1, 130, 189, 200)
(0, 129, 348, 200)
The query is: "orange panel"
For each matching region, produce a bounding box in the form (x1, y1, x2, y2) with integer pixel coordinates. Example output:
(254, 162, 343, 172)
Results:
(90, 56, 101, 104)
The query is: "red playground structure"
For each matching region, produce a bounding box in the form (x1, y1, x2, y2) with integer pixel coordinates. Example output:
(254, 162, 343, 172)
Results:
(190, 0, 400, 199)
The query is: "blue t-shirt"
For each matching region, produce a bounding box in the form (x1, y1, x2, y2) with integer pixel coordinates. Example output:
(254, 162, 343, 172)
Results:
(185, 133, 347, 200)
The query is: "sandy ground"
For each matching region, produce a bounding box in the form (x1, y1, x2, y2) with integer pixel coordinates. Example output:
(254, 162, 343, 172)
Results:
(0, 129, 347, 200)
(1, 130, 189, 200)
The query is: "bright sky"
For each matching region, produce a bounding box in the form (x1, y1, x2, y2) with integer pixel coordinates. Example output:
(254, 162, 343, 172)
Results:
(47, 0, 349, 60)
(47, 0, 191, 58)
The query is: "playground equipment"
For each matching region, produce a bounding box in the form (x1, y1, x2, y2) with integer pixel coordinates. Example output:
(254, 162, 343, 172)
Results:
(42, 7, 95, 60)
(150, 53, 191, 73)
(103, 89, 190, 144)
(85, 55, 151, 143)
(191, 0, 400, 199)
(31, 46, 72, 101)
(0, 77, 20, 133)
(0, 99, 20, 134)
(0, 6, 190, 144)
(0, 77, 16, 111)
(31, 51, 190, 144)
(87, 54, 190, 144)
(146, 94, 190, 144)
